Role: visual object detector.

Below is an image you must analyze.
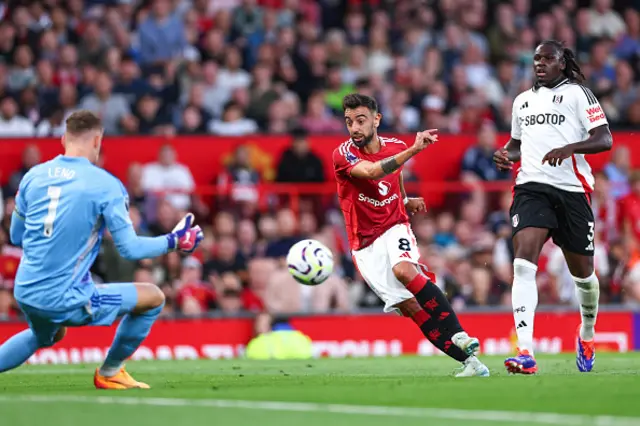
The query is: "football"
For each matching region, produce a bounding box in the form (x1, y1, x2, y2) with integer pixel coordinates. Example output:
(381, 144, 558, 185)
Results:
(286, 239, 334, 285)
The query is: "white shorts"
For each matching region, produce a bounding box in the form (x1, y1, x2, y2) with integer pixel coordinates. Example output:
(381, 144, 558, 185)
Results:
(352, 223, 423, 313)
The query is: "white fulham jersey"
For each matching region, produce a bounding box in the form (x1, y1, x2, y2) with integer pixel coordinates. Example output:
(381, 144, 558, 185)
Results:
(511, 79, 608, 193)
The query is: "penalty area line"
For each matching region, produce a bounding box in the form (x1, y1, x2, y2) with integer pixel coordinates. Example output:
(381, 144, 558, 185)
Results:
(0, 395, 638, 426)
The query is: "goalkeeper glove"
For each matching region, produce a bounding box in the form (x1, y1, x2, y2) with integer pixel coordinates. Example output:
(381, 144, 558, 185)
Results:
(167, 213, 204, 253)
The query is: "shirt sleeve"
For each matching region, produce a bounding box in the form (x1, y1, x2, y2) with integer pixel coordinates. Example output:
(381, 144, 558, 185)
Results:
(576, 85, 608, 132)
(101, 176, 169, 260)
(511, 97, 522, 140)
(12, 169, 34, 219)
(101, 178, 133, 234)
(332, 146, 362, 178)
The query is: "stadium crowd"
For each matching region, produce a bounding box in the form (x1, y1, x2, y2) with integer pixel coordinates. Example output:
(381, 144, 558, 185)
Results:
(1, 0, 640, 318)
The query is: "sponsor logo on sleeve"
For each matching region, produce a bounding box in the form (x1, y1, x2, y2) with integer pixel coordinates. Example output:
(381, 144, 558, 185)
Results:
(586, 106, 605, 123)
(345, 152, 359, 165)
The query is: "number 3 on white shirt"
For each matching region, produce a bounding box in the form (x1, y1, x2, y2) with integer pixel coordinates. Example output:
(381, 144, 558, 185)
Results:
(44, 186, 62, 237)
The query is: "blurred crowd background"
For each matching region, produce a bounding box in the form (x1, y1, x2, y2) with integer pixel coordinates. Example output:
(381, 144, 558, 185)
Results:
(1, 0, 640, 319)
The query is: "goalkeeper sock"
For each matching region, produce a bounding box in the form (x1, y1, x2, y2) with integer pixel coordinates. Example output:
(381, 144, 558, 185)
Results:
(100, 304, 163, 377)
(411, 309, 468, 362)
(573, 272, 599, 341)
(0, 329, 40, 373)
(512, 258, 538, 354)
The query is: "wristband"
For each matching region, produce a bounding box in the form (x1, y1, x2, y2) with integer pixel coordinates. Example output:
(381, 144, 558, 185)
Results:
(403, 197, 409, 205)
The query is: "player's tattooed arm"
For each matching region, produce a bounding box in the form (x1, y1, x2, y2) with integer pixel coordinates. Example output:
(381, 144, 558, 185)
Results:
(350, 130, 438, 179)
(351, 151, 412, 179)
(381, 157, 401, 174)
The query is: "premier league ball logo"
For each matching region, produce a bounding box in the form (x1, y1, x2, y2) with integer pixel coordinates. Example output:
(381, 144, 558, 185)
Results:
(345, 152, 359, 164)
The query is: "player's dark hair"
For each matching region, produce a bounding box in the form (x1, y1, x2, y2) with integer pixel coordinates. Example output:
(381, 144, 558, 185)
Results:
(540, 40, 586, 84)
(342, 93, 378, 113)
(65, 110, 102, 134)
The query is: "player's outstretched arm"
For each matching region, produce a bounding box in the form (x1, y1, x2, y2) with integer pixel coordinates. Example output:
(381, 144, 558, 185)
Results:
(109, 213, 204, 260)
(350, 130, 437, 180)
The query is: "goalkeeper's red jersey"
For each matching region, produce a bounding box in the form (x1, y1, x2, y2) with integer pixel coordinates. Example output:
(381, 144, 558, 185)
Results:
(332, 136, 410, 251)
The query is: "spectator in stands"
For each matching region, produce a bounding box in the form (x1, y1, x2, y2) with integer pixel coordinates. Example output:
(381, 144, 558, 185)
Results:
(216, 144, 260, 209)
(246, 61, 280, 129)
(134, 93, 173, 135)
(7, 45, 36, 92)
(199, 60, 231, 119)
(179, 106, 208, 134)
(176, 256, 216, 315)
(141, 144, 195, 211)
(113, 55, 152, 106)
(266, 208, 302, 260)
(244, 257, 273, 311)
(276, 127, 325, 183)
(592, 172, 619, 244)
(0, 95, 34, 137)
(460, 121, 510, 181)
(298, 90, 343, 134)
(611, 61, 639, 126)
(138, 0, 186, 68)
(216, 272, 245, 314)
(35, 104, 65, 137)
(588, 0, 627, 39)
(604, 146, 631, 199)
(218, 46, 252, 92)
(203, 234, 247, 285)
(5, 144, 39, 196)
(265, 261, 350, 313)
(79, 71, 135, 135)
(209, 100, 258, 135)
(78, 19, 107, 67)
(237, 219, 259, 259)
(614, 9, 640, 61)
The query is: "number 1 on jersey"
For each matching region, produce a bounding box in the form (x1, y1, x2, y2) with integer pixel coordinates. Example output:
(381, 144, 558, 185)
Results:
(44, 186, 62, 237)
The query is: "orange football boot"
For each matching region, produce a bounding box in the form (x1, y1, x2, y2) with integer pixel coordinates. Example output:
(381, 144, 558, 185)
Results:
(94, 367, 150, 390)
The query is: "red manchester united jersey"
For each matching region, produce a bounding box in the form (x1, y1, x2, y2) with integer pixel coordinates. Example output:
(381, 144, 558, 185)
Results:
(333, 136, 410, 250)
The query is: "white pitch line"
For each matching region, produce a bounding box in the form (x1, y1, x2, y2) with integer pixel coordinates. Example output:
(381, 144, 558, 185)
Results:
(0, 395, 638, 426)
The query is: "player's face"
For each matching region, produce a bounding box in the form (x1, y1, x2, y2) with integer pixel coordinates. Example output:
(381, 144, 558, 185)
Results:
(533, 44, 565, 86)
(344, 106, 380, 148)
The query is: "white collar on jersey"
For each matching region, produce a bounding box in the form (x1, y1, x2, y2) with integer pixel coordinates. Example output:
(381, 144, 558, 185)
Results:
(532, 78, 570, 92)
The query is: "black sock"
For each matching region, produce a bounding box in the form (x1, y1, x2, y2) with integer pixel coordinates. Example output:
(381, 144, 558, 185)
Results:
(411, 309, 469, 362)
(406, 274, 468, 361)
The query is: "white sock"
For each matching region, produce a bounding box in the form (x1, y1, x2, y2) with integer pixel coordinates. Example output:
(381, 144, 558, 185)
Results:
(512, 258, 538, 354)
(99, 363, 123, 378)
(573, 272, 600, 341)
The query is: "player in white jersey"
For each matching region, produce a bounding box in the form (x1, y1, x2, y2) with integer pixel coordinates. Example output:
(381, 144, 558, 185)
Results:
(493, 41, 613, 374)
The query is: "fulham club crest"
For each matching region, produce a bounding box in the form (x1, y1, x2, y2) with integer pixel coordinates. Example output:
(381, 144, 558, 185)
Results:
(553, 95, 563, 104)
(512, 214, 519, 227)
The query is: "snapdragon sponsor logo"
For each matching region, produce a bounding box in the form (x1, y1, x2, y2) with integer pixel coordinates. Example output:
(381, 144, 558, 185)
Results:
(358, 193, 399, 207)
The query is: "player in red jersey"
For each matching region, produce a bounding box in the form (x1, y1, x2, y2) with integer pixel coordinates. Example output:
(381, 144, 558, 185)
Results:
(333, 94, 489, 377)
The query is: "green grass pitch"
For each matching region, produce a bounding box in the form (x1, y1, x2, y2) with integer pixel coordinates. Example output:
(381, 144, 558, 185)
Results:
(2, 353, 640, 426)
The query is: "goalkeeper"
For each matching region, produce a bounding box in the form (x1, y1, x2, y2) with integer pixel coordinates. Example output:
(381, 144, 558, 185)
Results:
(0, 110, 204, 389)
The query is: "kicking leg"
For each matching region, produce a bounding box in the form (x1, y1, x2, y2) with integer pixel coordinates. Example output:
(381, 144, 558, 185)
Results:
(393, 262, 476, 354)
(564, 250, 598, 372)
(504, 227, 547, 374)
(393, 262, 488, 377)
(92, 282, 165, 389)
(396, 297, 469, 362)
